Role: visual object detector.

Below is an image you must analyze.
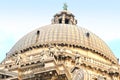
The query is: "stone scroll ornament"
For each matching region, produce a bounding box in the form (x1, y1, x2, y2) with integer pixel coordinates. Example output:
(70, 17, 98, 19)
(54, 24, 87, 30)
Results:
(72, 69, 84, 80)
(15, 54, 22, 65)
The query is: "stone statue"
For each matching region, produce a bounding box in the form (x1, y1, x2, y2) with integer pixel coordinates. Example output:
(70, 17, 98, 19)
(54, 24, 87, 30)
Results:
(75, 52, 80, 65)
(63, 3, 68, 10)
(15, 54, 22, 65)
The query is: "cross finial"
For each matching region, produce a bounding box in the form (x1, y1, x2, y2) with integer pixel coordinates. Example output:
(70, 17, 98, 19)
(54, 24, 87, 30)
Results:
(63, 3, 68, 10)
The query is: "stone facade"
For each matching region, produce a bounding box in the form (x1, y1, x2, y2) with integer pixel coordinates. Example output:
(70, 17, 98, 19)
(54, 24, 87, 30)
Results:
(0, 7, 120, 80)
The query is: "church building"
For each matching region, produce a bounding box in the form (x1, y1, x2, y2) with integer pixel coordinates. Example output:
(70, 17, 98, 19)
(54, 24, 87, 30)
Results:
(0, 4, 120, 80)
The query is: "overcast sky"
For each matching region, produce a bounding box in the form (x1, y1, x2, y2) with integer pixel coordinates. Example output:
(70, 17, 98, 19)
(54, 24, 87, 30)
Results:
(0, 0, 120, 62)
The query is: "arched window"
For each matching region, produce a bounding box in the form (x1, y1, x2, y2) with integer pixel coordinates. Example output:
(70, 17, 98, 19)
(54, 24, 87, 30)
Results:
(59, 18, 62, 23)
(65, 18, 69, 24)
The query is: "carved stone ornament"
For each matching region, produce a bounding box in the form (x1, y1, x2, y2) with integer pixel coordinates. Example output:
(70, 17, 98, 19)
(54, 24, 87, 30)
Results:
(72, 69, 84, 80)
(97, 76, 105, 80)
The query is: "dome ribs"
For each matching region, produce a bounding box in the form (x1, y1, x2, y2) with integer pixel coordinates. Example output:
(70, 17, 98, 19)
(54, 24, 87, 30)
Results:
(7, 24, 118, 64)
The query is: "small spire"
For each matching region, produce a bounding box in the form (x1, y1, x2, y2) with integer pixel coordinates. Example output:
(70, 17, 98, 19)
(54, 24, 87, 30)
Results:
(63, 3, 68, 10)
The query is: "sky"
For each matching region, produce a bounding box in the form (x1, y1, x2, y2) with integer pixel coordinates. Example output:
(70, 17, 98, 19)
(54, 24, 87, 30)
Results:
(0, 0, 120, 63)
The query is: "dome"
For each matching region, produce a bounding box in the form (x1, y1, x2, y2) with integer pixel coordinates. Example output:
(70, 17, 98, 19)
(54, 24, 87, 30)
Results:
(1, 5, 120, 80)
(8, 24, 117, 63)
(7, 9, 117, 64)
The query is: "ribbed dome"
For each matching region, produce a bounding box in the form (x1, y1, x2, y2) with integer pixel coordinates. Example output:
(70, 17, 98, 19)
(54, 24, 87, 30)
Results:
(8, 24, 117, 63)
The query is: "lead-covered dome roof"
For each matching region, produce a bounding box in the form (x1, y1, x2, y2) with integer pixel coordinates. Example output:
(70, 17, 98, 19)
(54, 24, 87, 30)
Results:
(7, 10, 118, 64)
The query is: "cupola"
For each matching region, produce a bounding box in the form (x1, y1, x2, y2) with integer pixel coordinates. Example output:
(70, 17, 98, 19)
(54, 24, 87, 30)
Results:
(51, 3, 77, 25)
